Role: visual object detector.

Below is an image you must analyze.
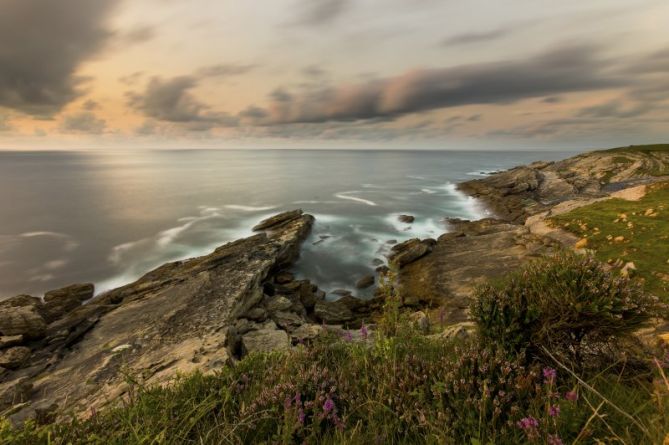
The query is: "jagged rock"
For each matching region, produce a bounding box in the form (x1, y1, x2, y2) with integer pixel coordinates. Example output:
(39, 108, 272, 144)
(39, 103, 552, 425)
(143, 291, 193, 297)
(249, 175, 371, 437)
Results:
(291, 324, 324, 343)
(265, 296, 293, 313)
(0, 304, 47, 339)
(355, 275, 375, 289)
(241, 329, 290, 355)
(274, 271, 295, 284)
(314, 300, 354, 324)
(398, 214, 415, 223)
(398, 219, 553, 312)
(0, 295, 42, 309)
(0, 335, 24, 349)
(244, 307, 267, 322)
(0, 347, 31, 369)
(372, 258, 384, 266)
(1, 377, 33, 407)
(299, 282, 321, 310)
(253, 209, 303, 231)
(42, 283, 94, 322)
(388, 238, 435, 268)
(271, 311, 304, 332)
(0, 210, 314, 420)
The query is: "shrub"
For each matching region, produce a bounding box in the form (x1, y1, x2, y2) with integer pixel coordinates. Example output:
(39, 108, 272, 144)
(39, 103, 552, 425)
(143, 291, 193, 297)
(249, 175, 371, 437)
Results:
(471, 252, 662, 367)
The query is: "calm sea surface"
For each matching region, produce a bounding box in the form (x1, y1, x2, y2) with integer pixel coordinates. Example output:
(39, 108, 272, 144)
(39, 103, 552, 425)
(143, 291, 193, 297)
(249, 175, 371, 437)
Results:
(0, 149, 578, 299)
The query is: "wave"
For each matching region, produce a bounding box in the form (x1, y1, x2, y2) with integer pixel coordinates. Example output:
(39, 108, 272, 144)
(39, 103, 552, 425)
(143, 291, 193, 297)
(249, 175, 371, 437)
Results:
(19, 231, 79, 252)
(334, 192, 377, 207)
(224, 204, 277, 212)
(420, 188, 437, 194)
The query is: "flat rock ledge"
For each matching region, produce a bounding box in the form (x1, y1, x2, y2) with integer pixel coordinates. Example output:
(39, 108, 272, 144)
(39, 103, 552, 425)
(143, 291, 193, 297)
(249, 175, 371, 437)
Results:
(0, 210, 381, 424)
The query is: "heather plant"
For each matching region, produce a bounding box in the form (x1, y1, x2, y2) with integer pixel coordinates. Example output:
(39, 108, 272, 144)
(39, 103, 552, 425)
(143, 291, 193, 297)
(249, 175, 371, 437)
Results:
(471, 252, 662, 368)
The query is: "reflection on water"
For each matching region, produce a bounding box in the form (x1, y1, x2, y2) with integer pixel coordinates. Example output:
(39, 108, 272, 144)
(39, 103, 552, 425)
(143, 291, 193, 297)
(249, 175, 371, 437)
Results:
(0, 149, 577, 299)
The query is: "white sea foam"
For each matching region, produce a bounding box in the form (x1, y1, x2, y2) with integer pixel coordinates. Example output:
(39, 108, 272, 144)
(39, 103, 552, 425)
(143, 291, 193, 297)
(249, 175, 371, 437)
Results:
(334, 192, 377, 206)
(19, 231, 79, 251)
(420, 188, 437, 194)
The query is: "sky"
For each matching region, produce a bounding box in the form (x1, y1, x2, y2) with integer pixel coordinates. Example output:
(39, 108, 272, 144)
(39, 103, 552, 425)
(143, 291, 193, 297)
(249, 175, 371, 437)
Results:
(0, 0, 668, 150)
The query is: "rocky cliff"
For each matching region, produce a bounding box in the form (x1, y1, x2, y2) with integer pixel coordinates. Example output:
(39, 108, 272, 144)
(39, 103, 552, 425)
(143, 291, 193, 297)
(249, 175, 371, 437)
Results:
(0, 210, 377, 423)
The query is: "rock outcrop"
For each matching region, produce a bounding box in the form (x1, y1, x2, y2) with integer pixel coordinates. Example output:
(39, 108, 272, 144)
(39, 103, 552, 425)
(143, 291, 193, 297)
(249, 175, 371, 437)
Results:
(459, 148, 669, 223)
(394, 218, 559, 318)
(0, 210, 382, 423)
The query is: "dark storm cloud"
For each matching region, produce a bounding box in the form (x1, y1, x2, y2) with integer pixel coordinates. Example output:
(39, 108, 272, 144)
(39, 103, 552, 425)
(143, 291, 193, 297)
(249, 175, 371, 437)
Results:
(249, 44, 622, 125)
(0, 0, 119, 116)
(441, 28, 512, 46)
(294, 0, 351, 26)
(61, 111, 107, 134)
(128, 76, 239, 130)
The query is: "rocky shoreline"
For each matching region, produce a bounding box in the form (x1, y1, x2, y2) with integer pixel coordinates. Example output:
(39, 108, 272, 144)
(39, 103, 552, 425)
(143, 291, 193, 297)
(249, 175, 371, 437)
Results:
(1, 146, 668, 424)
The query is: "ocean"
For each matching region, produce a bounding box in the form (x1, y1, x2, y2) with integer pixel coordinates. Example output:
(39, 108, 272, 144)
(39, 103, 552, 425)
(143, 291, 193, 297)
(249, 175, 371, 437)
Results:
(0, 149, 578, 300)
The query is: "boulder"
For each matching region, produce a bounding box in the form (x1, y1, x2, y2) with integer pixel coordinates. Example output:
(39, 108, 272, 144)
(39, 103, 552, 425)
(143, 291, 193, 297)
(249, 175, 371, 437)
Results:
(0, 295, 42, 309)
(253, 209, 303, 231)
(0, 305, 47, 339)
(265, 296, 293, 314)
(0, 335, 24, 349)
(43, 283, 94, 322)
(355, 275, 375, 289)
(0, 346, 31, 370)
(299, 282, 322, 310)
(291, 324, 324, 343)
(271, 311, 304, 332)
(244, 307, 267, 322)
(388, 238, 435, 268)
(241, 329, 290, 355)
(274, 271, 295, 284)
(314, 300, 354, 324)
(398, 215, 415, 224)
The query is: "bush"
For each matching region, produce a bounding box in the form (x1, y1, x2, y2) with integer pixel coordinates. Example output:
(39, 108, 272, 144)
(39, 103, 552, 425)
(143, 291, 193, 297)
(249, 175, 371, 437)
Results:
(471, 252, 662, 367)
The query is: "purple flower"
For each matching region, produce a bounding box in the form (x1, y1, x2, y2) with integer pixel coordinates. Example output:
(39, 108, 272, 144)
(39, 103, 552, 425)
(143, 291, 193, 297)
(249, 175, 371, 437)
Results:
(543, 367, 557, 383)
(564, 390, 578, 402)
(323, 398, 335, 413)
(297, 408, 305, 424)
(548, 434, 564, 445)
(516, 416, 539, 430)
(549, 404, 560, 417)
(342, 331, 353, 342)
(360, 323, 369, 340)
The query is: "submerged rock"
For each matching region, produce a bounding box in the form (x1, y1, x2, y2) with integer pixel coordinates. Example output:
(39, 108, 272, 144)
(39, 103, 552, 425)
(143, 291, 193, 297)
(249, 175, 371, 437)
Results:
(355, 275, 375, 289)
(398, 214, 415, 223)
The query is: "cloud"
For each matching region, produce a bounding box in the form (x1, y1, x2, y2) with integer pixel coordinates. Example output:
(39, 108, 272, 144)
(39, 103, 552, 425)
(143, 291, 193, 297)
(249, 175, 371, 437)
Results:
(196, 64, 257, 78)
(294, 0, 351, 26)
(82, 99, 99, 110)
(577, 100, 650, 119)
(0, 115, 12, 132)
(119, 71, 145, 86)
(61, 111, 107, 134)
(128, 76, 239, 130)
(441, 28, 512, 46)
(249, 44, 622, 125)
(122, 25, 155, 44)
(0, 0, 119, 116)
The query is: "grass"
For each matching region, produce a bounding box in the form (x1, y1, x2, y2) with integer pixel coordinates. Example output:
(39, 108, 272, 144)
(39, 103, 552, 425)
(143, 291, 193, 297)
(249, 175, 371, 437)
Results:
(550, 182, 669, 300)
(603, 144, 669, 154)
(3, 254, 669, 444)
